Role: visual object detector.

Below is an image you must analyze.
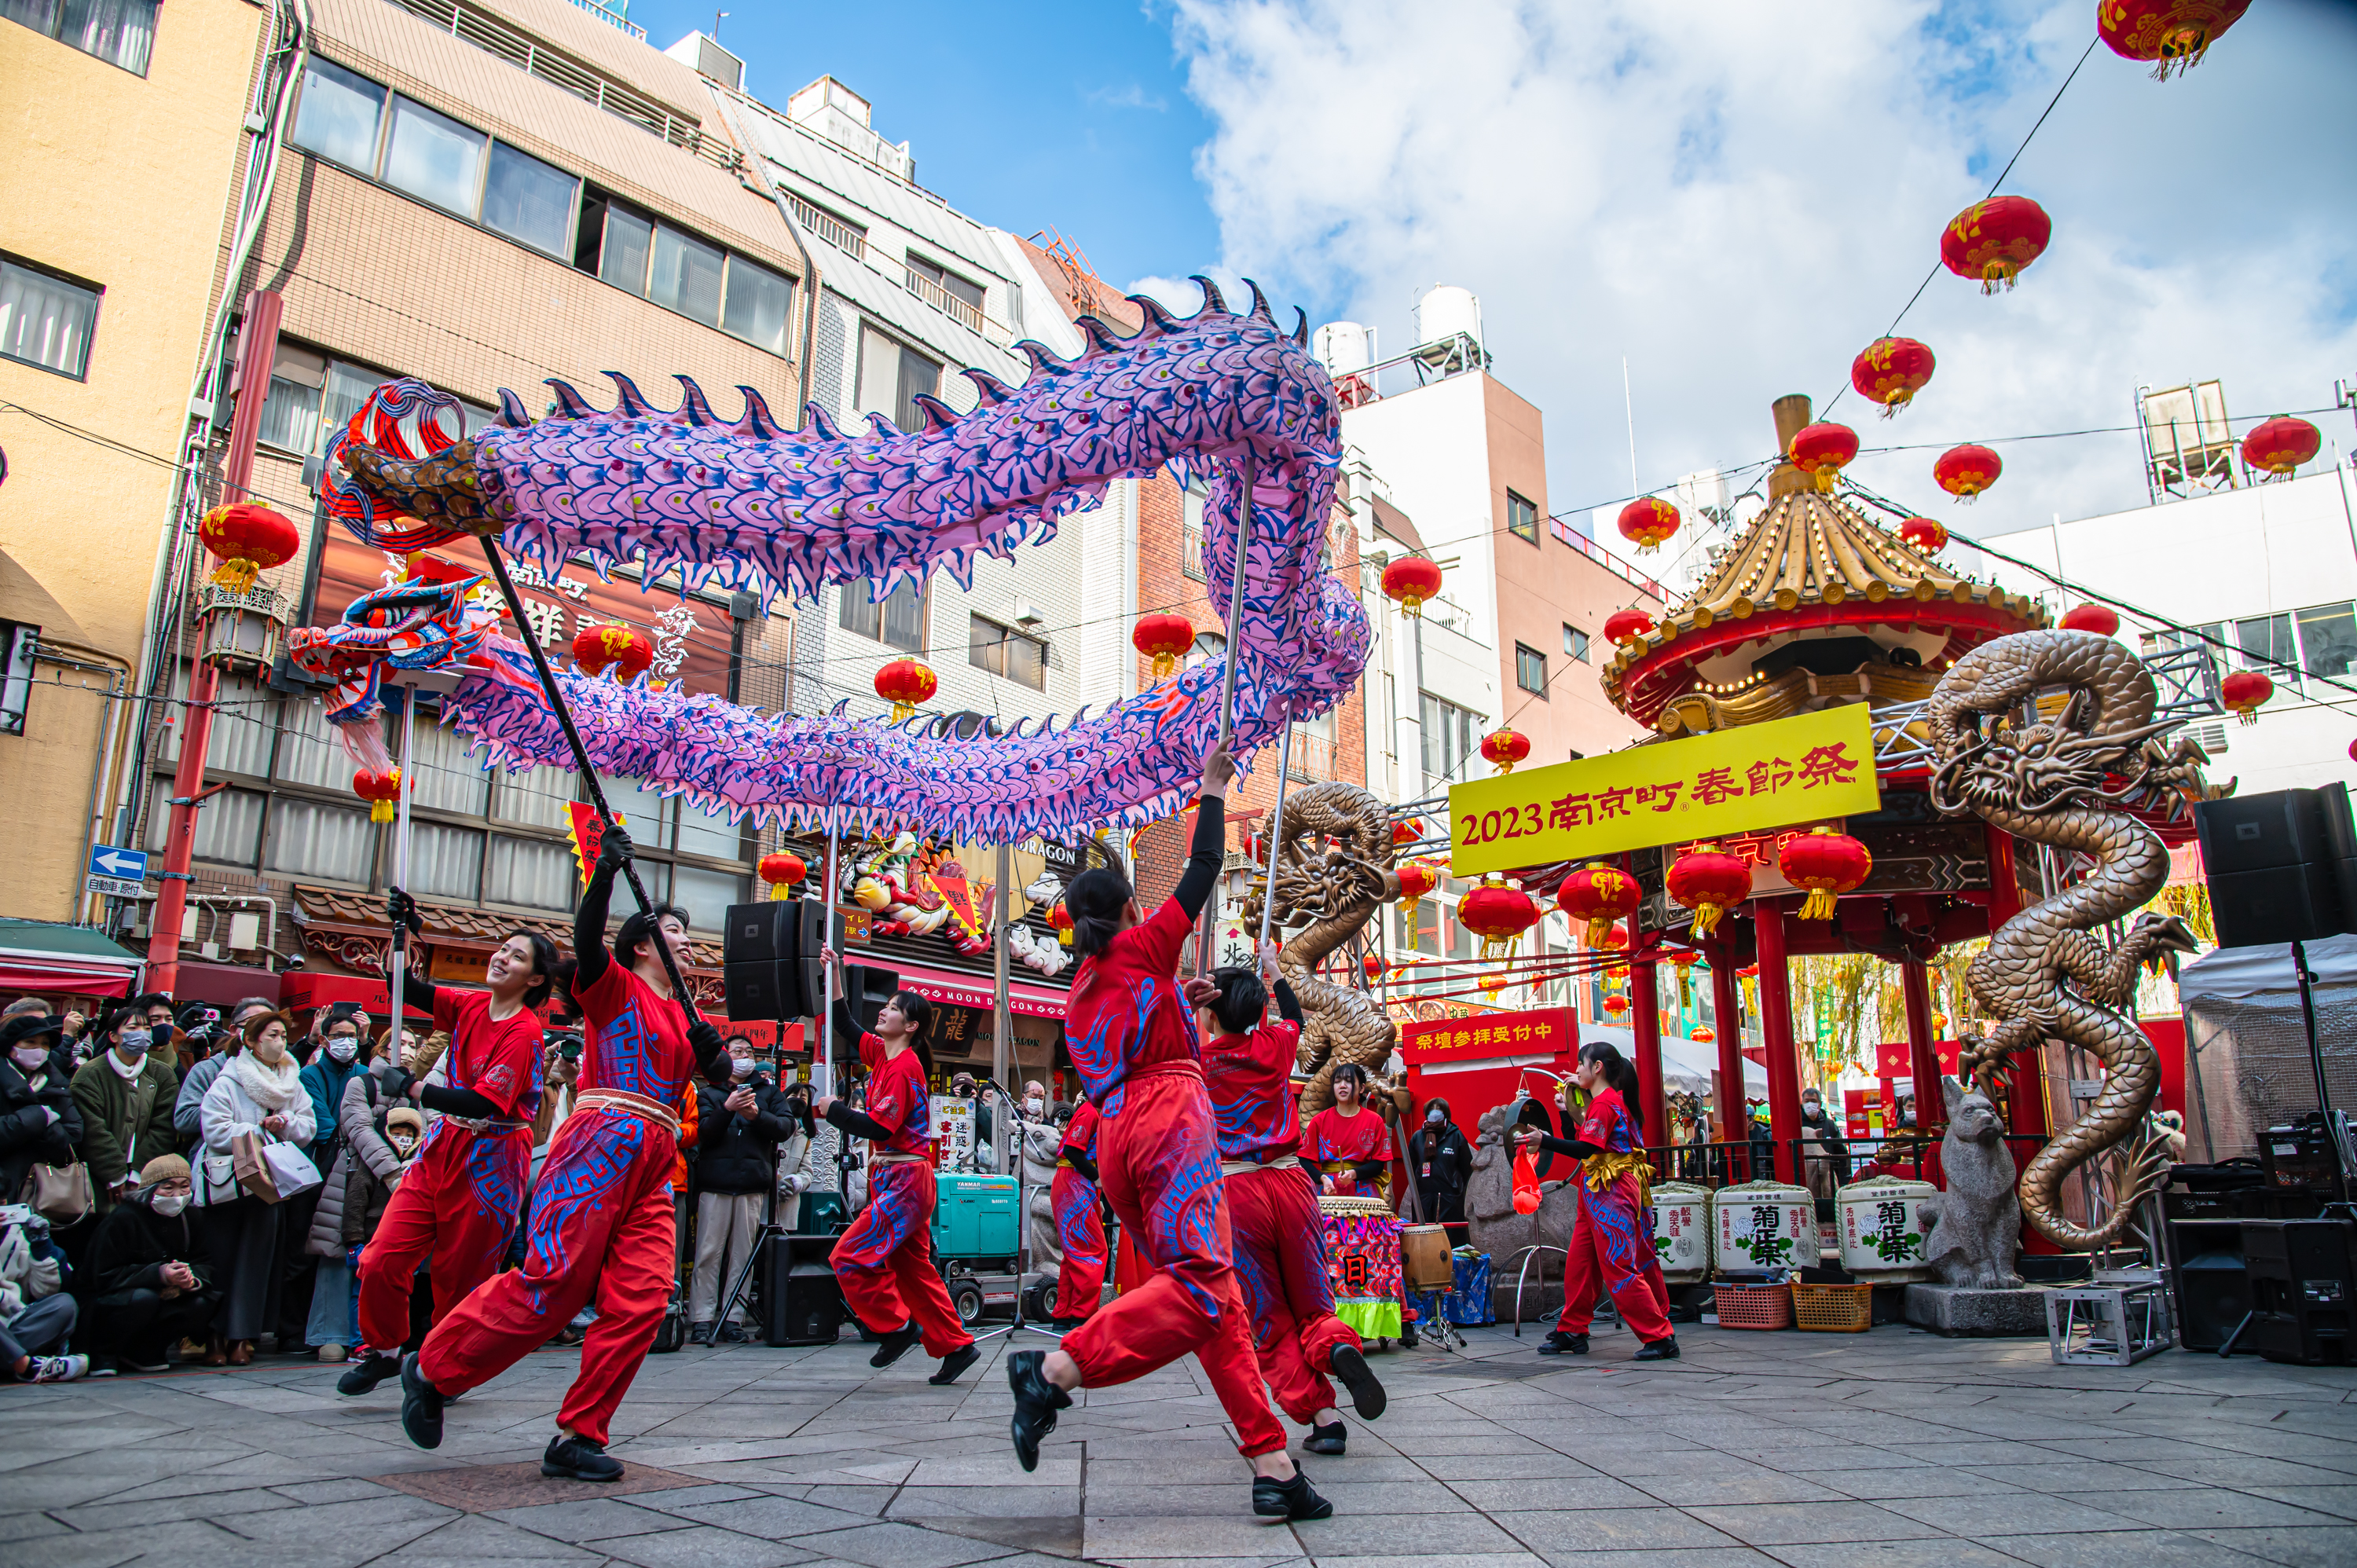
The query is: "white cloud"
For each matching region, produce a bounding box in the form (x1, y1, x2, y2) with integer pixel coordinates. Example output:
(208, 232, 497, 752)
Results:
(1087, 82, 1171, 112)
(1165, 0, 2357, 546)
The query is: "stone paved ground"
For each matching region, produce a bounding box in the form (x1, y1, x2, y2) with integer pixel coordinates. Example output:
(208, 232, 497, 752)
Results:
(5, 1317, 2357, 1568)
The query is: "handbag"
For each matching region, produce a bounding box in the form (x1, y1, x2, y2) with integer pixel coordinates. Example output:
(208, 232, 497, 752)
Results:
(232, 1130, 321, 1203)
(19, 1161, 92, 1225)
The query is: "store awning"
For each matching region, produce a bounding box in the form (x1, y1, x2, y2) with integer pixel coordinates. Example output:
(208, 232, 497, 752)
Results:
(0, 918, 143, 999)
(885, 959, 1069, 1020)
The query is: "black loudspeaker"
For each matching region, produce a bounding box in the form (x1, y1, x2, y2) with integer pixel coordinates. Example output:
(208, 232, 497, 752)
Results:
(843, 963, 899, 1032)
(764, 1234, 845, 1346)
(2172, 1247, 2253, 1350)
(2243, 1219, 2357, 1365)
(722, 899, 827, 1020)
(2196, 786, 2357, 949)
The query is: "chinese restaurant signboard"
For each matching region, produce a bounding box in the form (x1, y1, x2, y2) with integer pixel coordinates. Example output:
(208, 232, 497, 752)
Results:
(1400, 1004, 1576, 1068)
(1447, 705, 1882, 875)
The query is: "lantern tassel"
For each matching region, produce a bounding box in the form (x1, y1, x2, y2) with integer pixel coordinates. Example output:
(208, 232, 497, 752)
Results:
(1583, 915, 1611, 949)
(1152, 652, 1175, 679)
(768, 881, 790, 902)
(1813, 469, 1838, 493)
(371, 800, 395, 825)
(1797, 886, 1838, 922)
(212, 558, 262, 593)
(2236, 709, 2259, 727)
(1689, 902, 1726, 939)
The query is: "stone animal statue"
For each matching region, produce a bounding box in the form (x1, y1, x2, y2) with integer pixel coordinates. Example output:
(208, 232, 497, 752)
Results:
(1920, 1073, 2023, 1289)
(1237, 780, 1402, 1117)
(1464, 1102, 1580, 1279)
(1020, 1120, 1065, 1287)
(1928, 628, 2212, 1249)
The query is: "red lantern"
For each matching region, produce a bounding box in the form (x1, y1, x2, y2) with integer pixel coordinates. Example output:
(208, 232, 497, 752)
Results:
(874, 656, 937, 721)
(2221, 669, 2273, 726)
(1617, 496, 1681, 555)
(1689, 1025, 1716, 1046)
(1788, 423, 1860, 493)
(1479, 728, 1530, 775)
(758, 851, 806, 902)
(1898, 516, 1948, 553)
(1557, 863, 1640, 950)
(2348, 738, 2357, 764)
(197, 503, 302, 593)
(2061, 603, 2121, 638)
(2099, 0, 2249, 79)
(1362, 953, 1384, 983)
(1392, 816, 1424, 848)
(1941, 195, 2051, 293)
(572, 623, 654, 680)
(1777, 827, 1874, 922)
(1047, 899, 1075, 947)
(1131, 612, 1195, 679)
(352, 768, 405, 825)
(1849, 338, 1936, 419)
(1602, 994, 1631, 1018)
(1395, 859, 1441, 928)
(1934, 443, 2002, 503)
(1382, 555, 1444, 617)
(1479, 973, 1507, 999)
(1666, 843, 1752, 939)
(2242, 416, 2322, 481)
(1604, 608, 1655, 647)
(1933, 1011, 1950, 1034)
(1737, 963, 1758, 979)
(1457, 877, 1540, 960)
(1600, 924, 1630, 976)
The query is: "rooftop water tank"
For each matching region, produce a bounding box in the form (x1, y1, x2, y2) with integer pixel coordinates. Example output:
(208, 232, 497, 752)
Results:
(1415, 285, 1483, 354)
(1314, 321, 1372, 377)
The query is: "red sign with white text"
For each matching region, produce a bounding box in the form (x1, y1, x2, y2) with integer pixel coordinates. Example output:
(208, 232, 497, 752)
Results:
(1401, 1004, 1577, 1067)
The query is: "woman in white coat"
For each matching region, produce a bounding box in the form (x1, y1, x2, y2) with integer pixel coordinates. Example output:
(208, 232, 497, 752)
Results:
(196, 1010, 313, 1365)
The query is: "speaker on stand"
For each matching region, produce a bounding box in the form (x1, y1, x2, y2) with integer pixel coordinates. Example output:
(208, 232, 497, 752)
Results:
(723, 899, 828, 1021)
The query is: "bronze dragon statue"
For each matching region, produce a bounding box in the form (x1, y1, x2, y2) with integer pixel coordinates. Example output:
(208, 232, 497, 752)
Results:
(1927, 628, 2210, 1249)
(1238, 781, 1403, 1118)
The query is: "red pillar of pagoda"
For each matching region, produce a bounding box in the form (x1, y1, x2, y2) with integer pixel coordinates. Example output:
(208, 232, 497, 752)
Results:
(1753, 896, 1804, 1183)
(1629, 954, 1668, 1149)
(1706, 943, 1747, 1142)
(1901, 958, 1941, 1119)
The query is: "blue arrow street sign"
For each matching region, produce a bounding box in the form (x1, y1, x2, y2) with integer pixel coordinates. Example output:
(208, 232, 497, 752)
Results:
(88, 844, 148, 882)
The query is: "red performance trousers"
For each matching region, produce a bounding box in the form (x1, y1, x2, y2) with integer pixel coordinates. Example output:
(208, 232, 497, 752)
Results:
(1554, 1174, 1673, 1343)
(1226, 1162, 1359, 1426)
(418, 1105, 676, 1446)
(833, 1160, 973, 1357)
(357, 1122, 530, 1355)
(1050, 1165, 1105, 1322)
(1062, 1064, 1288, 1458)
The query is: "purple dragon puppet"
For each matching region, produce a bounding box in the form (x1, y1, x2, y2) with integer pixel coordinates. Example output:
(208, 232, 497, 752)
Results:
(321, 280, 1367, 841)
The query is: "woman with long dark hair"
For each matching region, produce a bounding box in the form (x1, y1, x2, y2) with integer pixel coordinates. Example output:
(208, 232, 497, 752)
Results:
(1514, 1040, 1676, 1361)
(816, 952, 977, 1386)
(1003, 742, 1326, 1523)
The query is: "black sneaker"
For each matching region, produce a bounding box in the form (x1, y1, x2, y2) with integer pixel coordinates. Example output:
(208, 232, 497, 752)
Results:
(1633, 1335, 1680, 1361)
(687, 1321, 714, 1346)
(1006, 1350, 1072, 1473)
(717, 1323, 748, 1344)
(1302, 1420, 1347, 1456)
(928, 1343, 980, 1385)
(1398, 1322, 1420, 1349)
(1328, 1343, 1386, 1420)
(398, 1353, 443, 1449)
(337, 1352, 402, 1397)
(1537, 1330, 1589, 1357)
(542, 1432, 623, 1482)
(117, 1353, 170, 1375)
(870, 1322, 922, 1368)
(1252, 1469, 1333, 1520)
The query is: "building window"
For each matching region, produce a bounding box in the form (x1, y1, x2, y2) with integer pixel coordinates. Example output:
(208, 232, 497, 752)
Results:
(1188, 632, 1226, 671)
(650, 223, 725, 327)
(668, 863, 747, 931)
(290, 57, 384, 168)
(906, 254, 985, 312)
(575, 196, 791, 354)
(1420, 692, 1483, 786)
(482, 141, 579, 258)
(382, 94, 486, 218)
(262, 797, 372, 883)
(2, 0, 156, 74)
(1563, 624, 1589, 662)
(1515, 642, 1547, 695)
(720, 255, 793, 355)
(1507, 489, 1539, 545)
(148, 780, 265, 867)
(840, 578, 927, 653)
(2236, 613, 2297, 680)
(2297, 603, 2357, 680)
(0, 620, 36, 735)
(1181, 488, 1207, 581)
(856, 324, 941, 432)
(0, 254, 100, 379)
(968, 614, 1046, 691)
(259, 345, 486, 460)
(404, 819, 486, 901)
(486, 834, 574, 910)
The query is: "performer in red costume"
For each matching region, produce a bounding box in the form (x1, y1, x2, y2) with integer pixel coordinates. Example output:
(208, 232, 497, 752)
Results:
(1005, 743, 1330, 1523)
(816, 957, 977, 1384)
(1302, 1064, 1394, 1200)
(338, 907, 558, 1397)
(1049, 1099, 1105, 1327)
(397, 826, 731, 1482)
(1516, 1041, 1676, 1360)
(1194, 944, 1385, 1456)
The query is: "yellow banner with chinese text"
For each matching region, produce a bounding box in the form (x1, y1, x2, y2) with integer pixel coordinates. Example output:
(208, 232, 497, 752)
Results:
(1446, 704, 1881, 875)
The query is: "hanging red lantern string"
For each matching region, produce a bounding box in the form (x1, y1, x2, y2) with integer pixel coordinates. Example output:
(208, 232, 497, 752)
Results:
(573, 623, 654, 680)
(1788, 422, 1860, 493)
(1602, 994, 1631, 1018)
(758, 851, 807, 902)
(1479, 728, 1530, 775)
(2242, 416, 2322, 482)
(197, 503, 302, 594)
(1777, 826, 1874, 922)
(352, 768, 405, 825)
(1392, 816, 1424, 848)
(1457, 876, 1540, 961)
(1666, 843, 1752, 938)
(1604, 607, 1655, 649)
(1556, 863, 1640, 949)
(1616, 496, 1681, 555)
(1934, 443, 2003, 503)
(1941, 195, 2051, 293)
(2099, 0, 2250, 79)
(2221, 669, 2273, 726)
(1689, 1025, 1717, 1046)
(1047, 900, 1075, 947)
(874, 656, 937, 722)
(1131, 612, 1195, 679)
(1395, 859, 1441, 929)
(1898, 516, 1948, 553)
(2060, 603, 2121, 638)
(1362, 953, 1385, 984)
(1849, 339, 1936, 419)
(1381, 556, 1444, 618)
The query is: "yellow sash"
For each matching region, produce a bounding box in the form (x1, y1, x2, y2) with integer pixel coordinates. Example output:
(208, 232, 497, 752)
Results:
(1582, 1150, 1651, 1206)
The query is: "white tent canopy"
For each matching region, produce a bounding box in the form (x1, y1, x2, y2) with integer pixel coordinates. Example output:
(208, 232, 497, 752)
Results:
(2174, 932, 2357, 1163)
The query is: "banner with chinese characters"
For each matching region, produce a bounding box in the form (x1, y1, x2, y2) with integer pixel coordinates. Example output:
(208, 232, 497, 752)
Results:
(1400, 1004, 1576, 1067)
(1447, 705, 1882, 875)
(313, 534, 736, 698)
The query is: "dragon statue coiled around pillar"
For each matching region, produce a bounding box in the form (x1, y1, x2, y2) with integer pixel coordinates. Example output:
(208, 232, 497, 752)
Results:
(1237, 781, 1403, 1118)
(317, 280, 1367, 842)
(1927, 628, 2212, 1250)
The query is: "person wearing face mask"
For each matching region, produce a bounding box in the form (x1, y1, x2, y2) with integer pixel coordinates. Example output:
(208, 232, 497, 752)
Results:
(71, 1006, 181, 1219)
(686, 1038, 793, 1344)
(299, 1011, 376, 1362)
(0, 1013, 84, 1210)
(84, 1154, 219, 1372)
(1406, 1098, 1474, 1243)
(174, 998, 280, 1156)
(1798, 1087, 1852, 1185)
(133, 993, 178, 1071)
(194, 1010, 316, 1365)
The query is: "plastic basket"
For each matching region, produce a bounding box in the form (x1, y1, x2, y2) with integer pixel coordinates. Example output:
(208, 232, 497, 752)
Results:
(1714, 1281, 1794, 1331)
(1793, 1281, 1873, 1333)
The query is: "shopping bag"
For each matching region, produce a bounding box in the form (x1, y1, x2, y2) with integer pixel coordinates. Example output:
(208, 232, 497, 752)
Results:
(261, 1141, 322, 1202)
(232, 1130, 283, 1203)
(19, 1161, 92, 1225)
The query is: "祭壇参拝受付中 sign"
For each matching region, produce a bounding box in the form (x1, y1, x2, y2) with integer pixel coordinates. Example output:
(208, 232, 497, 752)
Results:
(1446, 705, 1882, 876)
(1400, 1005, 1575, 1067)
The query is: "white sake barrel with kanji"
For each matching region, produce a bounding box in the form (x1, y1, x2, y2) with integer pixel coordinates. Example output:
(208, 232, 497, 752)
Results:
(1713, 1179, 1813, 1271)
(1651, 1181, 1711, 1282)
(1836, 1177, 1938, 1281)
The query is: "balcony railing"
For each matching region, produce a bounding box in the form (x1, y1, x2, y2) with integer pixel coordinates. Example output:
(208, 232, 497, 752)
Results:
(560, 0, 643, 38)
(1288, 731, 1338, 782)
(1549, 516, 1662, 599)
(784, 193, 867, 262)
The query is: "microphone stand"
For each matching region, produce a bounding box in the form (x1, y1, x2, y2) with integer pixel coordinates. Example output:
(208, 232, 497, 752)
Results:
(965, 1078, 1061, 1344)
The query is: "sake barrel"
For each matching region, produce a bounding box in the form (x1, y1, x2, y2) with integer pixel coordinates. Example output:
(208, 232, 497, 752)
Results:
(1713, 1179, 1814, 1271)
(1650, 1181, 1712, 1283)
(1836, 1176, 1938, 1281)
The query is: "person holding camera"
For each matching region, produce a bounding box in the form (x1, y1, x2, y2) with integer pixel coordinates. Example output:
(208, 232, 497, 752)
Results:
(688, 1038, 794, 1343)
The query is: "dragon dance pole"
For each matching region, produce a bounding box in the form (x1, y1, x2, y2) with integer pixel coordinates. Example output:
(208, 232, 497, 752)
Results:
(387, 687, 416, 1070)
(1254, 715, 1295, 961)
(1199, 449, 1258, 970)
(475, 538, 703, 1024)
